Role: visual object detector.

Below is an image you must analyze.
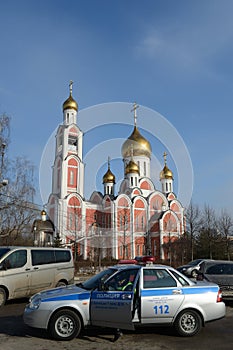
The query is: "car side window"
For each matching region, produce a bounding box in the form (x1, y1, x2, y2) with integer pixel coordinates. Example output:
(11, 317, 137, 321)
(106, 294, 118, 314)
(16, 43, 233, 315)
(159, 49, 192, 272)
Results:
(206, 264, 225, 275)
(143, 269, 177, 288)
(106, 269, 138, 291)
(3, 250, 27, 269)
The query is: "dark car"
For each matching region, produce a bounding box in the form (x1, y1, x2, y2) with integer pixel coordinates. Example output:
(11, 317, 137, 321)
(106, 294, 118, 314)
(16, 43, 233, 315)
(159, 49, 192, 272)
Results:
(177, 259, 214, 278)
(197, 260, 233, 299)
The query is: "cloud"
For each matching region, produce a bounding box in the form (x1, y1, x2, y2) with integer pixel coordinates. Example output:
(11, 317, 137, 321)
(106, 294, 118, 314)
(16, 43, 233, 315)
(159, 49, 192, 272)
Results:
(134, 2, 233, 76)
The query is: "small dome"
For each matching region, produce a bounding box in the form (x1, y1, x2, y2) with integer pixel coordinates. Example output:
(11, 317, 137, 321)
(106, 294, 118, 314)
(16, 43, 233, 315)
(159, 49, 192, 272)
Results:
(63, 81, 78, 112)
(41, 209, 46, 216)
(103, 168, 115, 184)
(63, 94, 78, 112)
(160, 165, 173, 180)
(122, 126, 151, 158)
(125, 160, 139, 175)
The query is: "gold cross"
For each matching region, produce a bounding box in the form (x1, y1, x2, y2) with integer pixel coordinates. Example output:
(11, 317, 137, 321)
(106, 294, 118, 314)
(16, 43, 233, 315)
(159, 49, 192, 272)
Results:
(131, 102, 139, 126)
(69, 80, 73, 95)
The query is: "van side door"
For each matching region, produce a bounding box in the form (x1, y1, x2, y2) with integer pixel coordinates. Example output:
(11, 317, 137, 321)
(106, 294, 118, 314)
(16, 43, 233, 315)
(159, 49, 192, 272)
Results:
(29, 249, 55, 294)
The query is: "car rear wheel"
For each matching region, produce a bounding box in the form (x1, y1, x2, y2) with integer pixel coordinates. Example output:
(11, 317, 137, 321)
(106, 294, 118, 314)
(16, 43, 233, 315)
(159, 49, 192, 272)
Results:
(48, 309, 82, 340)
(0, 288, 6, 307)
(174, 309, 202, 337)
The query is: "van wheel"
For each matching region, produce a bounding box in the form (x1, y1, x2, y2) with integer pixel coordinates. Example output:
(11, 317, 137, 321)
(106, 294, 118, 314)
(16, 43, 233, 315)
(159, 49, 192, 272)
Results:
(0, 288, 6, 307)
(56, 281, 67, 287)
(48, 309, 81, 340)
(174, 309, 202, 337)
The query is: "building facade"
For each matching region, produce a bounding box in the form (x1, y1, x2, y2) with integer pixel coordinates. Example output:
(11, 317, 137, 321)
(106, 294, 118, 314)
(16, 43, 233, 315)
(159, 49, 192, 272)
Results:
(47, 83, 185, 261)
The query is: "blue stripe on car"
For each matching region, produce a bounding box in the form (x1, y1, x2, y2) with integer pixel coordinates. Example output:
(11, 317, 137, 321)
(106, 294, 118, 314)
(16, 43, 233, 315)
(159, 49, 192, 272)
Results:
(41, 292, 90, 302)
(141, 286, 218, 296)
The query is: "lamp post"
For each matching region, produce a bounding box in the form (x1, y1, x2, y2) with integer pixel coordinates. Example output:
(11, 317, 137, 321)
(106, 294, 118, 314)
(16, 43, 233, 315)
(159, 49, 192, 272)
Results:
(0, 142, 8, 188)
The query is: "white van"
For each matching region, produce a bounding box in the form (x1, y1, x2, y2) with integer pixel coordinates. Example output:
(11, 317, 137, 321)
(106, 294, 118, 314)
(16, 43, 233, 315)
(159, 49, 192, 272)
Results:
(0, 246, 74, 306)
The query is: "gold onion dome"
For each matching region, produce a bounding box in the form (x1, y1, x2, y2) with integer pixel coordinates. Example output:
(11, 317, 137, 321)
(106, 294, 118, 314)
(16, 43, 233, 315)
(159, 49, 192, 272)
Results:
(41, 209, 46, 216)
(103, 168, 115, 184)
(125, 159, 139, 175)
(160, 165, 173, 180)
(121, 126, 152, 158)
(63, 81, 78, 112)
(160, 152, 173, 180)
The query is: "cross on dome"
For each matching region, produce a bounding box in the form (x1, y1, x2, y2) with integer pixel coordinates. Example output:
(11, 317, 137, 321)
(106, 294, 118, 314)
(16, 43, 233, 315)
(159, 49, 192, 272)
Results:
(131, 102, 139, 126)
(163, 151, 167, 165)
(69, 80, 73, 95)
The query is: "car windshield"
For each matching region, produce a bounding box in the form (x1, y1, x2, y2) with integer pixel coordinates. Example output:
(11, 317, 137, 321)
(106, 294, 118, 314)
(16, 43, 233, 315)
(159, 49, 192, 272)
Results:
(187, 259, 203, 266)
(78, 268, 118, 290)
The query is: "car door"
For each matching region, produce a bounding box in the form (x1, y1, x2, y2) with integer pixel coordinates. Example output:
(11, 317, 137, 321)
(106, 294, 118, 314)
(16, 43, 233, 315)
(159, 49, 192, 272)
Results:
(140, 267, 185, 324)
(29, 249, 55, 294)
(90, 268, 139, 330)
(1, 249, 31, 298)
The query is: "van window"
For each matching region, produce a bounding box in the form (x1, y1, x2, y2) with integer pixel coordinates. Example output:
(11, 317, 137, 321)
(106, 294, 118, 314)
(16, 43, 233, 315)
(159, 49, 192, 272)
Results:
(4, 250, 27, 269)
(206, 263, 233, 275)
(31, 250, 55, 265)
(55, 250, 71, 263)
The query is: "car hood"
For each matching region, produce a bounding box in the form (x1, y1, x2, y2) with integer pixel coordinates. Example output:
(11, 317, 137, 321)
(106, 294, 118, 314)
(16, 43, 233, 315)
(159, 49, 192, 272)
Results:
(33, 284, 91, 302)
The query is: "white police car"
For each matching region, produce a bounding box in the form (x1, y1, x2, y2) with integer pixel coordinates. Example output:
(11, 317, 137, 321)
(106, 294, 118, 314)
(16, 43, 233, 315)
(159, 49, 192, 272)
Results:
(23, 263, 225, 340)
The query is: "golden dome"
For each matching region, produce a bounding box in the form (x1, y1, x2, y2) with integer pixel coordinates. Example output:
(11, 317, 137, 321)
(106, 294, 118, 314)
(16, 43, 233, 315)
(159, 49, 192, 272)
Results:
(160, 165, 173, 180)
(160, 152, 173, 180)
(63, 81, 78, 112)
(63, 95, 78, 112)
(103, 168, 116, 184)
(121, 126, 152, 158)
(41, 209, 46, 216)
(125, 160, 139, 175)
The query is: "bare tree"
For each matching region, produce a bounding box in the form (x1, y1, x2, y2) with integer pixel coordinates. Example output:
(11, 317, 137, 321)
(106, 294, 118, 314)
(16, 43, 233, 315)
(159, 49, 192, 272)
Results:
(0, 113, 38, 244)
(217, 210, 233, 260)
(185, 202, 202, 260)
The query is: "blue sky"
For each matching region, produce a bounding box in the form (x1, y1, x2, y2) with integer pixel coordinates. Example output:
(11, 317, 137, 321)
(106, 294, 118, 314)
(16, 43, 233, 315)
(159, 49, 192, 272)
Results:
(0, 0, 233, 214)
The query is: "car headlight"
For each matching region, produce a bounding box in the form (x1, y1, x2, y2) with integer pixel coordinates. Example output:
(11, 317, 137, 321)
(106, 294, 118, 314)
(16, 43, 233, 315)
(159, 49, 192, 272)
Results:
(28, 296, 41, 310)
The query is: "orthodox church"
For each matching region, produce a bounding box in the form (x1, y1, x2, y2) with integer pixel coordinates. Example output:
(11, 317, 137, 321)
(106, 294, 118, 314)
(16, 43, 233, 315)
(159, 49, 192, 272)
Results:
(47, 83, 185, 261)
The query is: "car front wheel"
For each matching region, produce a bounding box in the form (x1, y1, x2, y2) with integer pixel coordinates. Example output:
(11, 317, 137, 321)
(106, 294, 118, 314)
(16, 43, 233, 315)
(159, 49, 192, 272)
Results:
(48, 309, 82, 340)
(174, 309, 202, 337)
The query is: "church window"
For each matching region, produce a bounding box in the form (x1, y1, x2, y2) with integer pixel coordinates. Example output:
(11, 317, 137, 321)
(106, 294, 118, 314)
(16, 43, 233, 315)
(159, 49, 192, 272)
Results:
(153, 241, 157, 256)
(131, 177, 133, 186)
(136, 244, 140, 256)
(68, 212, 73, 230)
(135, 178, 137, 186)
(70, 170, 74, 185)
(68, 135, 77, 146)
(144, 162, 146, 176)
(119, 245, 123, 257)
(141, 216, 144, 230)
(166, 183, 168, 192)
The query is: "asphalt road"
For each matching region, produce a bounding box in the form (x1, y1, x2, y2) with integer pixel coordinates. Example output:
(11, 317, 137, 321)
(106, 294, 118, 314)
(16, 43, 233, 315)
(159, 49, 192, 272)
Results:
(0, 299, 232, 350)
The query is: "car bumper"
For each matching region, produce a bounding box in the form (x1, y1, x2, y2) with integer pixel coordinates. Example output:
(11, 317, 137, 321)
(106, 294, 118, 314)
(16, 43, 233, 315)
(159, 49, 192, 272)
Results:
(24, 306, 51, 329)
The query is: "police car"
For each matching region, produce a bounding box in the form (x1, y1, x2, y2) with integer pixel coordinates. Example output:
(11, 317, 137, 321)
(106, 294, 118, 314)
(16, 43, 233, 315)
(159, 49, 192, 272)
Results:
(23, 263, 225, 340)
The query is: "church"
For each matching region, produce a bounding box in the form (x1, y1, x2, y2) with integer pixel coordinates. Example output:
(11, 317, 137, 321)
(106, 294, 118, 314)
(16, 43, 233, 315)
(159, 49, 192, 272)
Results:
(47, 82, 185, 262)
